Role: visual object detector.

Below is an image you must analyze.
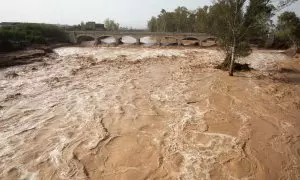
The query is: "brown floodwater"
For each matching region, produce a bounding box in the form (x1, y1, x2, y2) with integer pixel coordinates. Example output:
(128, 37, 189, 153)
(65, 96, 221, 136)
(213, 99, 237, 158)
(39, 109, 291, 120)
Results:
(0, 47, 300, 180)
(82, 36, 202, 46)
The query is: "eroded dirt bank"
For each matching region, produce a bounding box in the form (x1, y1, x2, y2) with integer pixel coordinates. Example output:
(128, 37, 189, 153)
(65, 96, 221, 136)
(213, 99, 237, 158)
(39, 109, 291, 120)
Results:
(0, 47, 300, 180)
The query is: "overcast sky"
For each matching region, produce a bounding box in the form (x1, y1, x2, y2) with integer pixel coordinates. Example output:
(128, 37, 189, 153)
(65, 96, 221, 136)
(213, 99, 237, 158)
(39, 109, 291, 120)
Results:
(0, 0, 299, 29)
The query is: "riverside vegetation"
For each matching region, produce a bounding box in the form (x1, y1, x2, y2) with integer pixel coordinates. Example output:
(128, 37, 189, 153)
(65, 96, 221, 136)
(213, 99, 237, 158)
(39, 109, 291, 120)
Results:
(147, 0, 300, 75)
(0, 23, 69, 52)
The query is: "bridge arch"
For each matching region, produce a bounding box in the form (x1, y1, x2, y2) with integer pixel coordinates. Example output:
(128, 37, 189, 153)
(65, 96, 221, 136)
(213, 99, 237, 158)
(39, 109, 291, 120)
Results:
(201, 37, 217, 47)
(96, 36, 118, 44)
(76, 35, 96, 44)
(202, 36, 217, 42)
(181, 37, 201, 46)
(121, 36, 139, 44)
(161, 36, 179, 46)
(163, 36, 179, 40)
(140, 36, 156, 44)
(181, 37, 200, 41)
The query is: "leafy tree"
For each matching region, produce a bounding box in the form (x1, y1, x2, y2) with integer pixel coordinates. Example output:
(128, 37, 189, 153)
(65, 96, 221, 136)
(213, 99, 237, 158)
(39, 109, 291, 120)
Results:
(165, 12, 177, 32)
(80, 21, 85, 30)
(186, 11, 196, 32)
(276, 11, 300, 50)
(243, 0, 275, 39)
(194, 6, 209, 32)
(174, 7, 190, 32)
(211, 0, 252, 76)
(160, 9, 167, 32)
(104, 19, 120, 31)
(148, 17, 157, 32)
(213, 0, 297, 75)
(148, 7, 195, 33)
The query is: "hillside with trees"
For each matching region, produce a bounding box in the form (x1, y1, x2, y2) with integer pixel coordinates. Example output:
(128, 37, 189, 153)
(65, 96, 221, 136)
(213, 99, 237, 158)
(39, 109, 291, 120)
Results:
(0, 23, 69, 52)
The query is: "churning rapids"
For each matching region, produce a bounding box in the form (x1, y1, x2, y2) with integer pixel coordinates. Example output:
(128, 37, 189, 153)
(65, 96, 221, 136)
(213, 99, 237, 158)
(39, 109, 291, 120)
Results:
(0, 47, 300, 180)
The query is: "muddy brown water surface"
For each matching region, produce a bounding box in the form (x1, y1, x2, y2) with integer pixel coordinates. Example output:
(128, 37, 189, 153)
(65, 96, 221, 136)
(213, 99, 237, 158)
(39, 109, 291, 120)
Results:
(0, 47, 300, 180)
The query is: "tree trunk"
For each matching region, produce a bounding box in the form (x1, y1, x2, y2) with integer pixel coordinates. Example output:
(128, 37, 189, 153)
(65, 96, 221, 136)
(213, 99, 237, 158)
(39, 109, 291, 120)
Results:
(216, 53, 231, 70)
(229, 37, 236, 76)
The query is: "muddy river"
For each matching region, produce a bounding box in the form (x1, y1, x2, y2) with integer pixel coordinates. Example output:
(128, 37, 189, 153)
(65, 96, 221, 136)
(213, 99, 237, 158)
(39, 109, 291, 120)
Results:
(82, 36, 202, 46)
(0, 47, 300, 180)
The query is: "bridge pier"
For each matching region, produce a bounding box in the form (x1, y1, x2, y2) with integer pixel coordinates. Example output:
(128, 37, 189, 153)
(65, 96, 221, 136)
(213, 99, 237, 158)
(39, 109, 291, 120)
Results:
(69, 32, 77, 44)
(136, 38, 141, 45)
(157, 39, 161, 46)
(95, 38, 100, 45)
(199, 41, 202, 47)
(115, 38, 122, 45)
(177, 39, 182, 46)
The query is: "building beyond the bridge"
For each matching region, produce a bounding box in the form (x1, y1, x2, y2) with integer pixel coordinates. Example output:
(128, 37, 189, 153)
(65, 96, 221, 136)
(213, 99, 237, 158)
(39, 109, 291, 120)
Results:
(83, 22, 106, 31)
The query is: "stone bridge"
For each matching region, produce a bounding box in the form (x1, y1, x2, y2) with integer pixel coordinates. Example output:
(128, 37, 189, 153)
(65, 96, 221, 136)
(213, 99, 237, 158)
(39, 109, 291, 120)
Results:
(68, 31, 216, 46)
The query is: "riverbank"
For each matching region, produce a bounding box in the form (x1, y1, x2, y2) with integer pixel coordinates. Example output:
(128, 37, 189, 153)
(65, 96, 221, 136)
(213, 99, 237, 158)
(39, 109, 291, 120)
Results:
(0, 43, 71, 68)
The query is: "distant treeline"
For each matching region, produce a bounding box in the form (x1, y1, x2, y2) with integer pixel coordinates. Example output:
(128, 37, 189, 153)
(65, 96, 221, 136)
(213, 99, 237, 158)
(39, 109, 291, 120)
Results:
(0, 23, 69, 52)
(148, 6, 300, 49)
(148, 7, 210, 33)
